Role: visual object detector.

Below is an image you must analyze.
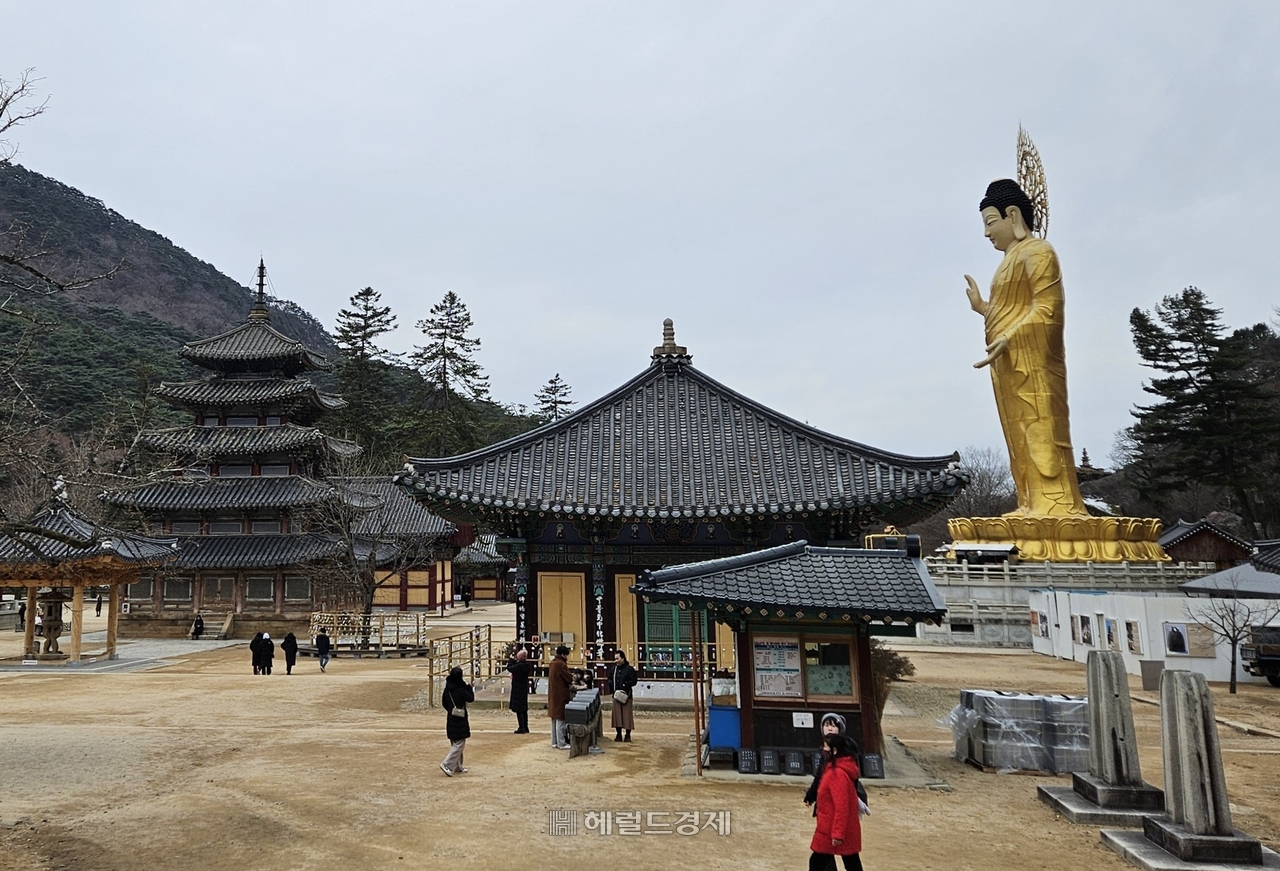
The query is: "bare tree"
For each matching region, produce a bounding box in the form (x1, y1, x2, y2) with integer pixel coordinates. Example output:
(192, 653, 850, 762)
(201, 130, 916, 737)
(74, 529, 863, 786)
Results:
(906, 444, 1016, 551)
(1185, 568, 1280, 694)
(300, 453, 454, 647)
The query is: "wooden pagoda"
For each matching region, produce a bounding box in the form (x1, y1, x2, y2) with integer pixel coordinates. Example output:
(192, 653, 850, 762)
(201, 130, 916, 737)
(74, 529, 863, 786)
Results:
(397, 320, 968, 668)
(0, 501, 177, 663)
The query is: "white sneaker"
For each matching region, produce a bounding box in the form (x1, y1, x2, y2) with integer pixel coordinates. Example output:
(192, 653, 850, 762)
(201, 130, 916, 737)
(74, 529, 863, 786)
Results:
(456, 767, 469, 774)
(440, 763, 452, 777)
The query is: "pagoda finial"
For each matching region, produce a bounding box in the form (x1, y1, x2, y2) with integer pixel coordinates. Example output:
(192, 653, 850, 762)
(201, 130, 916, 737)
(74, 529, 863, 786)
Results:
(249, 258, 270, 321)
(651, 317, 691, 365)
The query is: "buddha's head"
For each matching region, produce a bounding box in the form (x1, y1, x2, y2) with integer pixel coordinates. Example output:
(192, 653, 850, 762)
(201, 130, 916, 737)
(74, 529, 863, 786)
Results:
(979, 179, 1035, 251)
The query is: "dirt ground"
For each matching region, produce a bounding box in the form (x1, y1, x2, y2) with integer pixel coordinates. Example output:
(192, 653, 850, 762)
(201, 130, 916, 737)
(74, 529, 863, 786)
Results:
(2, 645, 1279, 871)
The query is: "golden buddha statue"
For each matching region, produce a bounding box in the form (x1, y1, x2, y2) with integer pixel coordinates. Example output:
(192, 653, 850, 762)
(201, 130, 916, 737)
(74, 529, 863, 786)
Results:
(964, 178, 1086, 517)
(947, 134, 1165, 562)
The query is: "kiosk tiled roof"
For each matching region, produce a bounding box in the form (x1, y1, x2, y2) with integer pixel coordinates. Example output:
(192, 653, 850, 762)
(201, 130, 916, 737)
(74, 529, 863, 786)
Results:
(335, 477, 456, 538)
(180, 317, 330, 373)
(0, 502, 178, 566)
(634, 540, 946, 623)
(104, 476, 338, 511)
(399, 324, 966, 524)
(155, 378, 346, 413)
(174, 533, 342, 569)
(1159, 518, 1252, 553)
(139, 424, 361, 459)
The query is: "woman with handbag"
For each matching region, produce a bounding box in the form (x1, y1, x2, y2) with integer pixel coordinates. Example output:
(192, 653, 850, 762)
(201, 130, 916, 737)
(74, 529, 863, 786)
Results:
(441, 667, 474, 776)
(608, 651, 638, 742)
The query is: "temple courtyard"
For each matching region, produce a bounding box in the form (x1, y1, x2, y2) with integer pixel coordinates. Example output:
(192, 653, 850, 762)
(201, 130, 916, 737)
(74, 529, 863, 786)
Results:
(2, 640, 1279, 871)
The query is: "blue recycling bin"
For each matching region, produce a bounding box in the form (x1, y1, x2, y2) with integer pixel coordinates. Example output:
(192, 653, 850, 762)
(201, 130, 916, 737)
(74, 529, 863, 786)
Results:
(708, 705, 741, 751)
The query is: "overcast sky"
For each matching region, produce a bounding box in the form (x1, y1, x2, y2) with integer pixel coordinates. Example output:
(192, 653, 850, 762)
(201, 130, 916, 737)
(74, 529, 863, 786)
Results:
(5, 2, 1279, 465)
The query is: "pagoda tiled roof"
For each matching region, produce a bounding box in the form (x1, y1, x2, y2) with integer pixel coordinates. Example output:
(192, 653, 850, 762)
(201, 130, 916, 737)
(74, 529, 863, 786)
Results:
(634, 540, 946, 623)
(174, 533, 343, 569)
(138, 424, 361, 460)
(180, 317, 330, 372)
(103, 476, 338, 512)
(399, 337, 966, 523)
(0, 501, 179, 567)
(154, 377, 346, 413)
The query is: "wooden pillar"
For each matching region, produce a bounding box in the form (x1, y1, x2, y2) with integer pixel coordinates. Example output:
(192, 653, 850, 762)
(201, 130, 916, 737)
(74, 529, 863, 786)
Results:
(737, 628, 755, 749)
(70, 582, 85, 663)
(106, 583, 120, 659)
(855, 631, 881, 755)
(22, 584, 37, 657)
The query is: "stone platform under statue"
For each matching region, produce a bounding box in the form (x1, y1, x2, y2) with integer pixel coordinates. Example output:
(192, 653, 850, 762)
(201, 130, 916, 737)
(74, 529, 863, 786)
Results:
(949, 515, 1167, 563)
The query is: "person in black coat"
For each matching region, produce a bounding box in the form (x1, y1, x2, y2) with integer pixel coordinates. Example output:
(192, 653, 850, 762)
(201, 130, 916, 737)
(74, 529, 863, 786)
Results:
(249, 632, 263, 674)
(281, 632, 299, 674)
(315, 628, 332, 672)
(259, 632, 275, 675)
(440, 666, 474, 775)
(608, 651, 639, 742)
(506, 648, 534, 734)
(191, 613, 205, 640)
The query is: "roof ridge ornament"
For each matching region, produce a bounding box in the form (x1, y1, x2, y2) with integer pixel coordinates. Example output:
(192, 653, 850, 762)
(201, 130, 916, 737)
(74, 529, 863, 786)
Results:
(651, 318, 691, 366)
(249, 258, 270, 321)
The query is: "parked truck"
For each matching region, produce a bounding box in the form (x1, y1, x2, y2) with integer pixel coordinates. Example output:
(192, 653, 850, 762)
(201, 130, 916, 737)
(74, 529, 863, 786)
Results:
(1240, 625, 1280, 687)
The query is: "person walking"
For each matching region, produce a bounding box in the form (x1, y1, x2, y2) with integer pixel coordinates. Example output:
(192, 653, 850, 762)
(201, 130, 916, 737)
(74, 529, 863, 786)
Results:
(315, 628, 332, 672)
(281, 632, 299, 675)
(547, 645, 573, 750)
(191, 613, 204, 640)
(250, 632, 264, 674)
(440, 666, 474, 776)
(506, 648, 534, 734)
(17, 602, 25, 632)
(95, 594, 103, 617)
(259, 632, 275, 675)
(607, 650, 638, 742)
(804, 716, 864, 871)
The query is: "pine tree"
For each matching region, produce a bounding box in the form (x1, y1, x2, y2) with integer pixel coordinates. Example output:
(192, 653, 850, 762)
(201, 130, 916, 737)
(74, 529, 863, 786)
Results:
(534, 373, 575, 422)
(333, 287, 399, 460)
(411, 291, 490, 456)
(1127, 288, 1280, 536)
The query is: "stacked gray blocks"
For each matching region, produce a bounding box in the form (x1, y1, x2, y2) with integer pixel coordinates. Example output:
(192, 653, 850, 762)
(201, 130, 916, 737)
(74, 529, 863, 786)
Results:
(953, 689, 1087, 774)
(1102, 669, 1278, 869)
(1039, 650, 1164, 826)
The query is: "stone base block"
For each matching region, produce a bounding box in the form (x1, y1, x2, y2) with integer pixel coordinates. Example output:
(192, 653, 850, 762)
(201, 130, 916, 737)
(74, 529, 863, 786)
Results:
(1142, 817, 1263, 865)
(947, 515, 1167, 562)
(1073, 772, 1165, 811)
(1102, 829, 1280, 870)
(1038, 785, 1152, 827)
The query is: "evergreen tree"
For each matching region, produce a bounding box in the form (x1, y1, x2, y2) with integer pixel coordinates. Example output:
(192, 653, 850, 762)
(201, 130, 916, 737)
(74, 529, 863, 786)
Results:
(1126, 288, 1280, 537)
(410, 291, 490, 456)
(534, 373, 575, 422)
(333, 287, 400, 461)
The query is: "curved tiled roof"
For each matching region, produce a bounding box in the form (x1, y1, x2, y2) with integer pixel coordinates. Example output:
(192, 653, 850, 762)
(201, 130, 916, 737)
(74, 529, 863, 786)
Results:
(1159, 518, 1252, 553)
(139, 424, 361, 460)
(103, 476, 338, 511)
(174, 533, 342, 569)
(634, 540, 946, 623)
(0, 502, 178, 566)
(334, 477, 456, 538)
(181, 319, 330, 373)
(155, 377, 346, 413)
(400, 356, 966, 520)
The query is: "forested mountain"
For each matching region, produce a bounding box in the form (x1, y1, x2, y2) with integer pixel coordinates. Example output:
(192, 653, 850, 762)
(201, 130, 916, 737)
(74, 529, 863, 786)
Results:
(0, 162, 337, 431)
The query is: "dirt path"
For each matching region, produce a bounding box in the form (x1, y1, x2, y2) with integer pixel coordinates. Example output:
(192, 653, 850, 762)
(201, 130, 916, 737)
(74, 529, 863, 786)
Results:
(2, 646, 1278, 870)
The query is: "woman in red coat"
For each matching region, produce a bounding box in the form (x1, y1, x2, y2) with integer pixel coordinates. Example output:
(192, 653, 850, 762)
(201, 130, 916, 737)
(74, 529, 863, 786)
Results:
(809, 732, 863, 870)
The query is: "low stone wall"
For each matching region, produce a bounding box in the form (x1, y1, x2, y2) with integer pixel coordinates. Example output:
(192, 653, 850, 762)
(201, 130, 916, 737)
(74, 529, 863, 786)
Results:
(119, 614, 311, 640)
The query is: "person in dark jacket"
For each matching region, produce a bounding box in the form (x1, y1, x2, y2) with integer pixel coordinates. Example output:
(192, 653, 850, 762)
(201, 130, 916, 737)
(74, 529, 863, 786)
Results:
(191, 613, 204, 640)
(249, 632, 264, 674)
(506, 648, 534, 734)
(259, 632, 275, 675)
(315, 628, 332, 672)
(281, 632, 299, 675)
(607, 650, 638, 742)
(440, 666, 474, 775)
(547, 645, 573, 750)
(804, 714, 867, 871)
